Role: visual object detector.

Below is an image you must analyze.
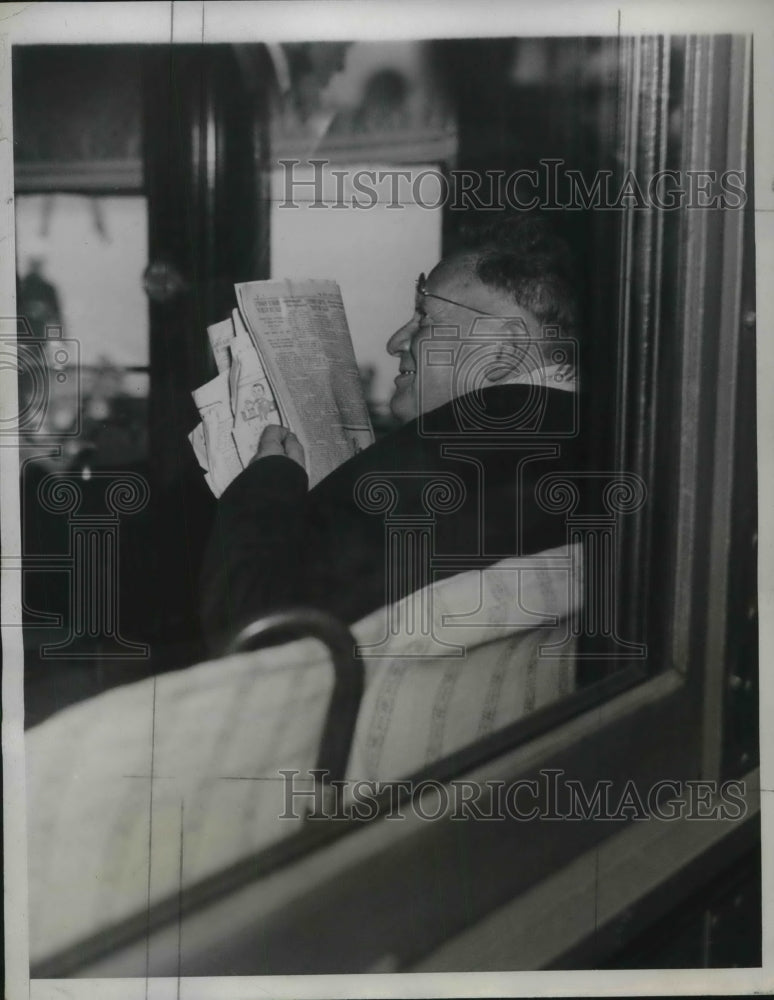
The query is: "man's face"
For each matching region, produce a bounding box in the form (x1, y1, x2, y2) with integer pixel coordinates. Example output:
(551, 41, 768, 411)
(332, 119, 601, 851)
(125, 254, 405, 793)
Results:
(387, 255, 539, 423)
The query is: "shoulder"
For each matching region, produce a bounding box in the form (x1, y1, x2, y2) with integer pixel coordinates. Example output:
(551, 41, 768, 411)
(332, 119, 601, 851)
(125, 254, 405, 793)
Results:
(419, 383, 579, 436)
(312, 384, 580, 500)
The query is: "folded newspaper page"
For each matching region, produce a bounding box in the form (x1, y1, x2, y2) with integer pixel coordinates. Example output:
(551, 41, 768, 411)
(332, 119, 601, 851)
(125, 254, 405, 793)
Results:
(235, 279, 374, 487)
(190, 280, 373, 493)
(191, 370, 243, 498)
(189, 314, 283, 497)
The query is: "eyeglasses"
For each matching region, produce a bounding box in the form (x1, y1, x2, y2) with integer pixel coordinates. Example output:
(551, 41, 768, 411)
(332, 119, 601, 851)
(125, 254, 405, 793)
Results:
(415, 272, 500, 317)
(415, 273, 530, 336)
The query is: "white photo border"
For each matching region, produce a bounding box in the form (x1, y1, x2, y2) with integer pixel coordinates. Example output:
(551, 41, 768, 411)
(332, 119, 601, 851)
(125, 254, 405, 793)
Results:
(2, 2, 772, 997)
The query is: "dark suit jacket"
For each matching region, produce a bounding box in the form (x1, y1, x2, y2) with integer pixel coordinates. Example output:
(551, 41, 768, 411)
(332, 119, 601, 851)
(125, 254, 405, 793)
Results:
(201, 384, 583, 652)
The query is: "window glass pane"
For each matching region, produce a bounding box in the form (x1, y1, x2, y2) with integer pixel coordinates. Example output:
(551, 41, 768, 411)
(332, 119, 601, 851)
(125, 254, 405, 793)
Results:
(15, 193, 149, 467)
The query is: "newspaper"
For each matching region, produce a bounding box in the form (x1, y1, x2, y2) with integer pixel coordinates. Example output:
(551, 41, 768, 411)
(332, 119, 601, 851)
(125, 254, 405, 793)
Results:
(190, 280, 374, 493)
(228, 308, 283, 466)
(190, 371, 243, 498)
(206, 316, 236, 375)
(235, 279, 375, 486)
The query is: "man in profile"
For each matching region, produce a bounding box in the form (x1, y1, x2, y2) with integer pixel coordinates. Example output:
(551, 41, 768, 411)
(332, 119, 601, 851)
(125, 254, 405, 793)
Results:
(202, 213, 583, 652)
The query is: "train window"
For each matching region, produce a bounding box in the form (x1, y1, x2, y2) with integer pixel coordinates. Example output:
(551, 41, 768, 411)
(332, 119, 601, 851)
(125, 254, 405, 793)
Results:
(10, 27, 759, 981)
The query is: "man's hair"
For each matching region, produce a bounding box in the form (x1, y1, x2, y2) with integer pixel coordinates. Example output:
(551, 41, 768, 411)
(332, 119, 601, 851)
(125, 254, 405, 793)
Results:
(457, 213, 581, 339)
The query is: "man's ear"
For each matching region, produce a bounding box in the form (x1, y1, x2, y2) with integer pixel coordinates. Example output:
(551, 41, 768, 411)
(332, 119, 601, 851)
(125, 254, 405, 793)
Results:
(484, 319, 535, 382)
(485, 339, 523, 383)
(502, 317, 530, 340)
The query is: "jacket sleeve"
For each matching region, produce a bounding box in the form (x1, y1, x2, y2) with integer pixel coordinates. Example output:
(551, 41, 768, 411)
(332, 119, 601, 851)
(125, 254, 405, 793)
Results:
(200, 455, 310, 654)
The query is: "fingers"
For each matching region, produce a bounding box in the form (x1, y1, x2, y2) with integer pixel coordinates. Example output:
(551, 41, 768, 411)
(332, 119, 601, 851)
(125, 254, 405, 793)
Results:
(252, 425, 305, 469)
(254, 424, 287, 460)
(260, 425, 286, 445)
(284, 433, 305, 467)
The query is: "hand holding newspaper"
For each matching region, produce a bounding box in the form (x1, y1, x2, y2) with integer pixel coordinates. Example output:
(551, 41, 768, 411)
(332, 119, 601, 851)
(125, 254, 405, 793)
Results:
(190, 279, 374, 494)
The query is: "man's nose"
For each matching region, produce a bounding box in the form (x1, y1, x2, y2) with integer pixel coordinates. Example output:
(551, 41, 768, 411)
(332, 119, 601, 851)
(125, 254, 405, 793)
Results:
(387, 317, 416, 356)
